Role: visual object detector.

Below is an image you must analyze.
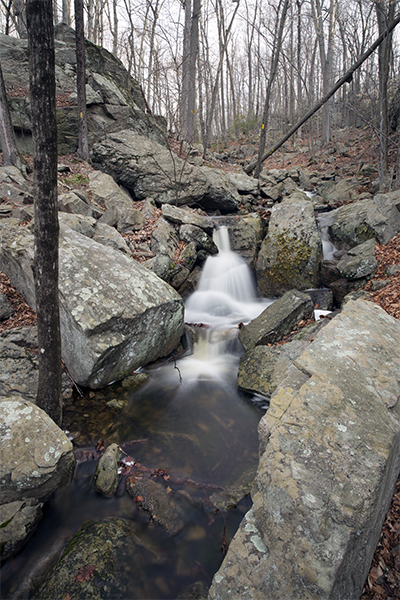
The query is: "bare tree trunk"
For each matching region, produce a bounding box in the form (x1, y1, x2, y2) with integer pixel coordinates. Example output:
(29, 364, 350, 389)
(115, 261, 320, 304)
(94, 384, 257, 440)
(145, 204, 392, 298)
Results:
(62, 0, 71, 25)
(75, 0, 89, 160)
(180, 0, 200, 143)
(245, 12, 400, 175)
(375, 0, 396, 180)
(13, 0, 27, 36)
(310, 0, 337, 144)
(26, 0, 62, 426)
(0, 61, 24, 170)
(255, 0, 289, 177)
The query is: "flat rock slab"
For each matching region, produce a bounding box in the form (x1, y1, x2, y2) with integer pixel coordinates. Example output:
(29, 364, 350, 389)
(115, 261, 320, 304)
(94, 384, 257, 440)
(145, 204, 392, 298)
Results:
(238, 290, 314, 351)
(209, 299, 400, 600)
(0, 397, 75, 504)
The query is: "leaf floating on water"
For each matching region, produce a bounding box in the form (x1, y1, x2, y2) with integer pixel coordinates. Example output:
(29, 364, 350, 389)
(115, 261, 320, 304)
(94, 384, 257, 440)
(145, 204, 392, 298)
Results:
(75, 565, 96, 583)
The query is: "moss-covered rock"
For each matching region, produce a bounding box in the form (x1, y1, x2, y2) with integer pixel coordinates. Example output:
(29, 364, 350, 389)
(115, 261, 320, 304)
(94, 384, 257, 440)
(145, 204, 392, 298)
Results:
(256, 196, 322, 297)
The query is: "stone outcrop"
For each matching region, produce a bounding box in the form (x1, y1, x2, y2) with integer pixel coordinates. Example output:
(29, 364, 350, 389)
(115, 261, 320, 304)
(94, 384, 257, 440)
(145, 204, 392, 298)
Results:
(238, 290, 314, 351)
(256, 194, 322, 297)
(91, 130, 240, 213)
(0, 25, 165, 155)
(0, 222, 185, 388)
(209, 299, 400, 600)
(0, 396, 75, 504)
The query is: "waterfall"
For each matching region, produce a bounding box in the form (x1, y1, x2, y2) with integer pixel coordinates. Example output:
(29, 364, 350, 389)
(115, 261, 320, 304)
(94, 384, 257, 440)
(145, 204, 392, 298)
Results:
(179, 227, 273, 382)
(317, 213, 337, 260)
(185, 227, 273, 329)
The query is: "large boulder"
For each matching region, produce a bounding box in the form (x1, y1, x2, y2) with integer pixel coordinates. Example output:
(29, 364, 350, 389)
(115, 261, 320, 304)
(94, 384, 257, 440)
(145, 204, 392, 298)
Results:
(0, 498, 42, 561)
(209, 300, 400, 600)
(91, 130, 240, 213)
(0, 223, 185, 388)
(328, 189, 400, 249)
(256, 194, 322, 297)
(0, 25, 165, 155)
(0, 396, 75, 504)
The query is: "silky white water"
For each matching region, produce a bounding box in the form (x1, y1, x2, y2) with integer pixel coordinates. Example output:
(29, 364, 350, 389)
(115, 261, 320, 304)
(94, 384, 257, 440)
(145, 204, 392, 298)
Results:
(177, 227, 274, 383)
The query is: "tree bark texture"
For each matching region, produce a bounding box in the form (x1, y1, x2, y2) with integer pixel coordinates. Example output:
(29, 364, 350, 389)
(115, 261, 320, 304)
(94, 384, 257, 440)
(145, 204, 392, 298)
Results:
(180, 0, 200, 143)
(26, 0, 62, 426)
(74, 0, 89, 161)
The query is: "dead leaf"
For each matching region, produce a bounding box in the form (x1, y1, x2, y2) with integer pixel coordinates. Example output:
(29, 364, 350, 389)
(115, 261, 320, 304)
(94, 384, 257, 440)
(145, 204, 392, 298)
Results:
(75, 565, 95, 583)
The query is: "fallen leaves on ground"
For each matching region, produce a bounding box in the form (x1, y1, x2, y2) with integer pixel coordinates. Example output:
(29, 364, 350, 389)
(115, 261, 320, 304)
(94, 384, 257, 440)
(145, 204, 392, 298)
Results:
(0, 271, 36, 333)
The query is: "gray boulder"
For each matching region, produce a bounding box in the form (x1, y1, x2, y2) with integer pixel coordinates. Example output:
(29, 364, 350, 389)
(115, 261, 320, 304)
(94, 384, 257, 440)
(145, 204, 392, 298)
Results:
(328, 189, 400, 249)
(0, 166, 33, 204)
(0, 329, 38, 401)
(0, 396, 75, 504)
(91, 130, 240, 213)
(209, 299, 400, 600)
(179, 224, 218, 255)
(224, 213, 265, 268)
(256, 194, 322, 297)
(336, 238, 377, 280)
(161, 204, 214, 234)
(226, 171, 258, 195)
(0, 223, 185, 388)
(238, 290, 314, 351)
(0, 27, 165, 155)
(93, 443, 120, 497)
(58, 212, 132, 255)
(0, 499, 42, 561)
(88, 170, 134, 216)
(150, 217, 180, 259)
(58, 192, 93, 217)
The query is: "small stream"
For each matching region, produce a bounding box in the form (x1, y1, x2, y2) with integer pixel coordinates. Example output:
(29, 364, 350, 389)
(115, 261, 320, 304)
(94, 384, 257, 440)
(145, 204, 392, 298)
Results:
(1, 228, 273, 600)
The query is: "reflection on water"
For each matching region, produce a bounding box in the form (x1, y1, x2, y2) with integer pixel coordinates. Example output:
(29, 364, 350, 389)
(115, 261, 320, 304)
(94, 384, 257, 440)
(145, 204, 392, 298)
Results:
(1, 227, 271, 599)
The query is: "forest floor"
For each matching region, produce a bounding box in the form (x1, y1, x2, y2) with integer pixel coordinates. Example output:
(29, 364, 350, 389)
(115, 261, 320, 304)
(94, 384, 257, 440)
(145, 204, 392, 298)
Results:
(0, 125, 399, 598)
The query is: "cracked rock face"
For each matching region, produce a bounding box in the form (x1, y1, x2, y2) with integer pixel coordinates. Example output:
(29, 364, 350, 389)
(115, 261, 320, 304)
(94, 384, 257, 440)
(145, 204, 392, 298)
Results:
(0, 397, 75, 504)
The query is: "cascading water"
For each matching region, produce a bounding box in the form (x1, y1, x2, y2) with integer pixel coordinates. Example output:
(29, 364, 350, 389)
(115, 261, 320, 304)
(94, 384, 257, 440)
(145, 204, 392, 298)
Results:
(179, 226, 273, 382)
(317, 213, 337, 260)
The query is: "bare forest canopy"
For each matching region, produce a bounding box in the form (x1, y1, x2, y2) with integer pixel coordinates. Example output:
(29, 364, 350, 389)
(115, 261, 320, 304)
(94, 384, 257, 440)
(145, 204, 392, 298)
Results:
(1, 0, 400, 182)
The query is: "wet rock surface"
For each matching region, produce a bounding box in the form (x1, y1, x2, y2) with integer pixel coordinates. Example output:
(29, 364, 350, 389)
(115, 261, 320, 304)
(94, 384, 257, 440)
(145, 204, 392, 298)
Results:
(0, 499, 42, 562)
(34, 518, 168, 600)
(93, 443, 120, 497)
(210, 299, 400, 599)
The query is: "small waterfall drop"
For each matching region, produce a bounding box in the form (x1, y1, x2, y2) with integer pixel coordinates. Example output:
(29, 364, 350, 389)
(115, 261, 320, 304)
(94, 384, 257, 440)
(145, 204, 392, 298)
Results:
(180, 226, 273, 382)
(185, 227, 272, 329)
(317, 213, 337, 260)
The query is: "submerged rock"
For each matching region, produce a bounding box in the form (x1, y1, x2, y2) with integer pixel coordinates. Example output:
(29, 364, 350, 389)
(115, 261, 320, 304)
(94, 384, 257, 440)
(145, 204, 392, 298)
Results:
(34, 518, 167, 600)
(126, 476, 187, 535)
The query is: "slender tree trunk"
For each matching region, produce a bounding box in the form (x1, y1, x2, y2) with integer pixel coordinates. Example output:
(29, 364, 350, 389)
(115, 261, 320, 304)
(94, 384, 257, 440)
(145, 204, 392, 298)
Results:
(62, 0, 71, 25)
(26, 0, 62, 426)
(255, 0, 289, 177)
(0, 61, 24, 170)
(180, 0, 200, 143)
(75, 0, 89, 161)
(13, 0, 27, 36)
